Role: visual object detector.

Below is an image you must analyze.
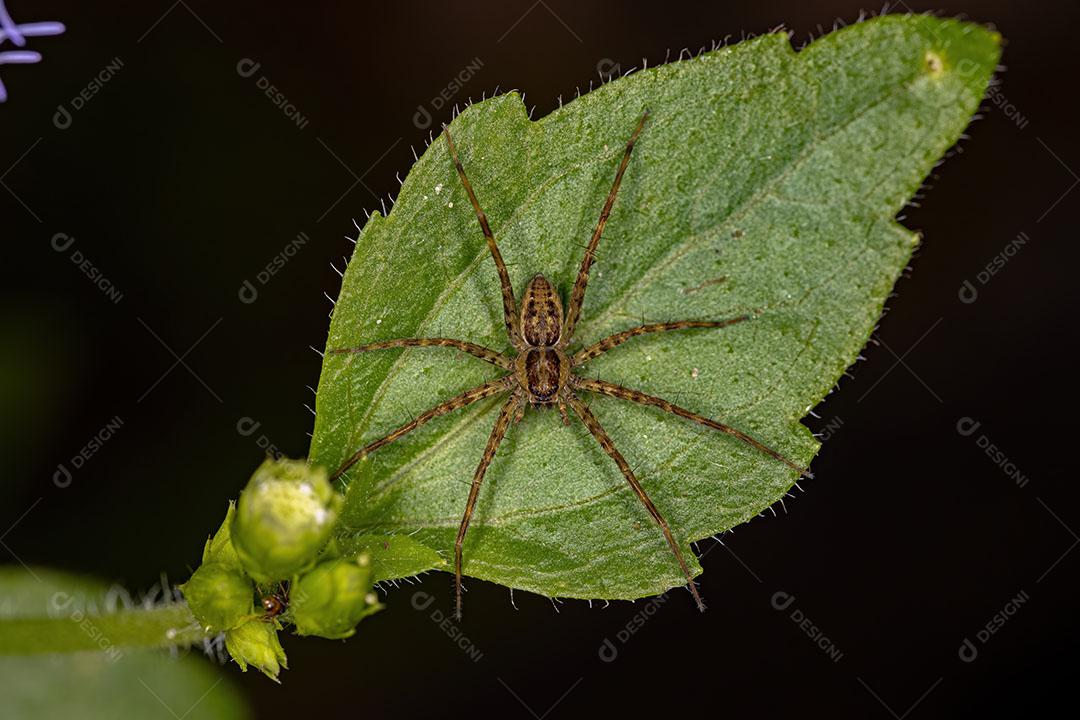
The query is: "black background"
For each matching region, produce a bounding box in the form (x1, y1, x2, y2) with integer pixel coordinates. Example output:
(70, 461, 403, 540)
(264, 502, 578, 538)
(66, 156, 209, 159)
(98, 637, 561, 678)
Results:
(1, 1, 1076, 718)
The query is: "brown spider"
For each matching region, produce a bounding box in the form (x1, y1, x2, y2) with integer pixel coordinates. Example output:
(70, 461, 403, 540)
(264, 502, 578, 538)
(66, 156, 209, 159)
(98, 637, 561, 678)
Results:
(330, 111, 808, 619)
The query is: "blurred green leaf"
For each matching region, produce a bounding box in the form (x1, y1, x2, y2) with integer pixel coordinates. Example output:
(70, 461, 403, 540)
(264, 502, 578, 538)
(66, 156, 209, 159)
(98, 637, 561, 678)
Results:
(0, 567, 207, 655)
(0, 567, 249, 720)
(312, 16, 999, 601)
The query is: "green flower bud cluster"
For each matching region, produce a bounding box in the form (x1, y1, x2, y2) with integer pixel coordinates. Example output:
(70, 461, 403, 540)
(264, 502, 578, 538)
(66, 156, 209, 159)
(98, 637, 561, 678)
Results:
(291, 554, 380, 639)
(179, 457, 380, 682)
(179, 502, 251, 635)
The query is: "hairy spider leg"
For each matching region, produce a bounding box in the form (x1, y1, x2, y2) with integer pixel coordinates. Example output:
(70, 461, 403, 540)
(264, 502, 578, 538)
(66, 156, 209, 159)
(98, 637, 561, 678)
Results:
(443, 125, 522, 348)
(454, 389, 524, 619)
(561, 111, 650, 344)
(572, 316, 754, 365)
(331, 337, 512, 369)
(562, 390, 706, 611)
(573, 377, 811, 478)
(331, 376, 513, 481)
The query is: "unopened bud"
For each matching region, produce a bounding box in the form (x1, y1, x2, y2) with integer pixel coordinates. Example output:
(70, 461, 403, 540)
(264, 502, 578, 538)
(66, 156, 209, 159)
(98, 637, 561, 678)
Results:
(180, 562, 253, 632)
(225, 619, 288, 682)
(231, 458, 341, 583)
(290, 556, 380, 639)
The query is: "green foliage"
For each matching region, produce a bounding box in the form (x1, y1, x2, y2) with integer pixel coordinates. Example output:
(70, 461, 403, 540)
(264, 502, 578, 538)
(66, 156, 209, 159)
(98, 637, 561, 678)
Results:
(0, 568, 249, 719)
(0, 567, 208, 655)
(311, 16, 999, 602)
(0, 15, 1001, 686)
(339, 533, 448, 582)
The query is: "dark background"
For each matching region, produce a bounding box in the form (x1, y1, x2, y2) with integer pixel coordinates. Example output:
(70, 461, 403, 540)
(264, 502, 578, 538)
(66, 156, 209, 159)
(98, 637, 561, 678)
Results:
(1, 1, 1075, 717)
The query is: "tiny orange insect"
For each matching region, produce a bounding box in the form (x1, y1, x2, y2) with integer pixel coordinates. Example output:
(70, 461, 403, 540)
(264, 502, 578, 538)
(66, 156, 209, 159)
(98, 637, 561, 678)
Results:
(260, 585, 288, 620)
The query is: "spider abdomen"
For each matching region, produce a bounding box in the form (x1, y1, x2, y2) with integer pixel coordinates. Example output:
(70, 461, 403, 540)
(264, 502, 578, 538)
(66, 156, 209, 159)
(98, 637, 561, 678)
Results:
(520, 274, 564, 347)
(516, 347, 568, 404)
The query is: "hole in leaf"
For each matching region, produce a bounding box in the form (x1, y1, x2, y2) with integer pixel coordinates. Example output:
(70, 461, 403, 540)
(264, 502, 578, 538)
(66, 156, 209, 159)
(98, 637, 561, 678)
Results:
(924, 50, 945, 75)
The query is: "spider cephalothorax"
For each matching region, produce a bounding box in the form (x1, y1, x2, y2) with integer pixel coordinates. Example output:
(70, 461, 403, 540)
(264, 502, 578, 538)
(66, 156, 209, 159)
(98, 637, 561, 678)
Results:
(331, 111, 809, 619)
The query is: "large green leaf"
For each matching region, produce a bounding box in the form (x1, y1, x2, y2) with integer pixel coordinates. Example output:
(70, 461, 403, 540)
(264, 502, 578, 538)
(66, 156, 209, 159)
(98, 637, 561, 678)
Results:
(312, 16, 999, 602)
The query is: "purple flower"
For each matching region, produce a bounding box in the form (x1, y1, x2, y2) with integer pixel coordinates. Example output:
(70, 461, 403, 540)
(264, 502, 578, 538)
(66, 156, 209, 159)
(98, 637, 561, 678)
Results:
(0, 1, 65, 102)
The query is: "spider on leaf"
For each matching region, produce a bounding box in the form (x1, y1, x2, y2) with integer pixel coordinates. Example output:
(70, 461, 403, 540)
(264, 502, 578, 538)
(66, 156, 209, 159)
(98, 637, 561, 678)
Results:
(331, 111, 810, 619)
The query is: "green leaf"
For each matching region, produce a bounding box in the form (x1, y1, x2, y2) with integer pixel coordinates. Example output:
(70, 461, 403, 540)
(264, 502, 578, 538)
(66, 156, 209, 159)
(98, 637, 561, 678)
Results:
(311, 16, 999, 601)
(339, 534, 448, 582)
(0, 567, 249, 719)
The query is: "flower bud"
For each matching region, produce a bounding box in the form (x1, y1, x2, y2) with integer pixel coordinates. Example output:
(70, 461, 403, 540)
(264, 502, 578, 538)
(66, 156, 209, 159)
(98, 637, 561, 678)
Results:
(231, 458, 341, 583)
(225, 619, 288, 683)
(180, 562, 253, 632)
(290, 556, 380, 639)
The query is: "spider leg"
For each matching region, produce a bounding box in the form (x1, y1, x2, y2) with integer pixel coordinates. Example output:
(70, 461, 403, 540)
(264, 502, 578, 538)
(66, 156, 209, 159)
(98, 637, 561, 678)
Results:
(572, 315, 754, 366)
(443, 125, 522, 348)
(331, 337, 512, 369)
(572, 377, 811, 478)
(557, 398, 570, 426)
(331, 376, 513, 481)
(561, 111, 649, 344)
(455, 389, 524, 620)
(562, 389, 705, 612)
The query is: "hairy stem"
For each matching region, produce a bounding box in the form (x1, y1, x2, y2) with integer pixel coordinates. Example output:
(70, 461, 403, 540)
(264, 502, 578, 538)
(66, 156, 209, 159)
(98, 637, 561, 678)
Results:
(0, 602, 212, 656)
